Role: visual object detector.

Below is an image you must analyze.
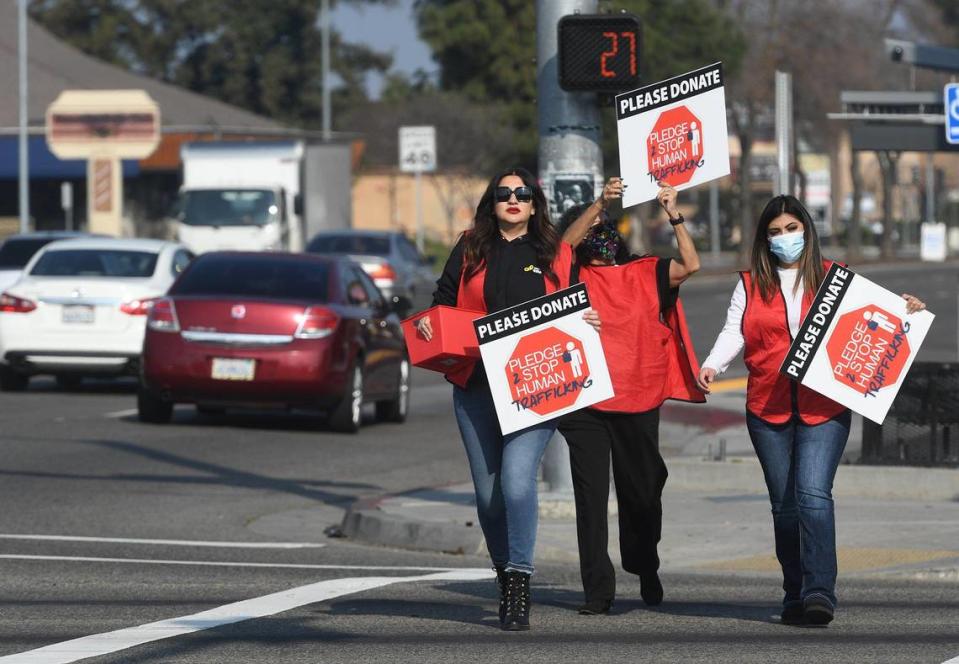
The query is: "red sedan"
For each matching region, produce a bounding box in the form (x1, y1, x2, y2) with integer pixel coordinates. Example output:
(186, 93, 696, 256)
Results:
(139, 252, 410, 432)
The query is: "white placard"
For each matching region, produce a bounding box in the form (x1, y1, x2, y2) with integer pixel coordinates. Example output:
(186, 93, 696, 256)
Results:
(615, 62, 730, 207)
(780, 265, 935, 424)
(474, 284, 614, 435)
(399, 125, 436, 173)
(920, 222, 947, 262)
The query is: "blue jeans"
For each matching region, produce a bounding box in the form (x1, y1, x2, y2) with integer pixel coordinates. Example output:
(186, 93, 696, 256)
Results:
(453, 383, 556, 574)
(746, 410, 851, 609)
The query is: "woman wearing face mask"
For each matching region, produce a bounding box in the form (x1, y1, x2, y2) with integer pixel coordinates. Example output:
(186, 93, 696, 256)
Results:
(557, 178, 705, 616)
(414, 168, 600, 631)
(697, 195, 926, 626)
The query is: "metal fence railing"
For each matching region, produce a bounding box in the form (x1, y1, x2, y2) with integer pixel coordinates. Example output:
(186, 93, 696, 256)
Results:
(861, 362, 959, 468)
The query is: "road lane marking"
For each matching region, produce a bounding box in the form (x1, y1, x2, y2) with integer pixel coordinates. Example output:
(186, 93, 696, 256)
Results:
(0, 534, 325, 549)
(0, 554, 466, 572)
(0, 568, 493, 663)
(103, 409, 139, 419)
(710, 377, 748, 393)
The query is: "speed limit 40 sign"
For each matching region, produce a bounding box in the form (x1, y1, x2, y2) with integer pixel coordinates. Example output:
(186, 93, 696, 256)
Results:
(399, 125, 436, 173)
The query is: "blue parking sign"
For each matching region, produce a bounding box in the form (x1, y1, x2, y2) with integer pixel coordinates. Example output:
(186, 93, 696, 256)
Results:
(946, 83, 959, 145)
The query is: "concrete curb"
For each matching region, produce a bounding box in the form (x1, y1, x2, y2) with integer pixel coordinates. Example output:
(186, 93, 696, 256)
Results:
(340, 496, 486, 556)
(340, 460, 958, 556)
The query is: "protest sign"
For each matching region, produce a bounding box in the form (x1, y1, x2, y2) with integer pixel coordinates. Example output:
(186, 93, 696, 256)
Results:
(474, 284, 614, 435)
(780, 264, 935, 424)
(615, 62, 730, 207)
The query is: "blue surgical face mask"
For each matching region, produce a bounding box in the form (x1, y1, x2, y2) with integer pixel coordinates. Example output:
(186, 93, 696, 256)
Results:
(769, 231, 805, 263)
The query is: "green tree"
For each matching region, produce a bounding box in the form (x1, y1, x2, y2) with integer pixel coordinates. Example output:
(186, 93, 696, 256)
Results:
(31, 0, 395, 128)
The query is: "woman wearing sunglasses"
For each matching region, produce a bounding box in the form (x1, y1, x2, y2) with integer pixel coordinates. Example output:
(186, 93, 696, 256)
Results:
(697, 195, 926, 626)
(557, 178, 705, 616)
(415, 167, 599, 631)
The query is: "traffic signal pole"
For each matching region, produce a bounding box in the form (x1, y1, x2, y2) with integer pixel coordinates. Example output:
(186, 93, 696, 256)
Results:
(536, 0, 602, 493)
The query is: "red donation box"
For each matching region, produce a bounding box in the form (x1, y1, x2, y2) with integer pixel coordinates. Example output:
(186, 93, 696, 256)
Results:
(401, 305, 483, 373)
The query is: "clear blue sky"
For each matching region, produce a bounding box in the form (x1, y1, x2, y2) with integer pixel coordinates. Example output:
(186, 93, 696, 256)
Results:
(331, 0, 436, 98)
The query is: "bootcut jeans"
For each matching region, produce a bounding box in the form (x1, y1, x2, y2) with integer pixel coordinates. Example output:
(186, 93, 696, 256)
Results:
(746, 410, 851, 609)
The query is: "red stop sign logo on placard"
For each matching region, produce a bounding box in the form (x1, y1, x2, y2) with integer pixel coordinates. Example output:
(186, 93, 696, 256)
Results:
(826, 305, 911, 395)
(506, 327, 590, 416)
(646, 105, 703, 186)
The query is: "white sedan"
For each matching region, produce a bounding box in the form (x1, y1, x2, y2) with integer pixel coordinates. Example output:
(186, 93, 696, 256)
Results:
(0, 238, 193, 390)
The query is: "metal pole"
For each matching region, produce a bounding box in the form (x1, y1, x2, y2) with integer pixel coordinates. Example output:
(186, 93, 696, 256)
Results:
(321, 0, 331, 141)
(537, 0, 601, 493)
(925, 154, 935, 222)
(774, 71, 793, 196)
(415, 170, 424, 253)
(18, 0, 30, 234)
(709, 179, 720, 259)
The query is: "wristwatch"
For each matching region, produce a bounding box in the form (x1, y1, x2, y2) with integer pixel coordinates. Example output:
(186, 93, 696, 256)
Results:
(668, 213, 685, 226)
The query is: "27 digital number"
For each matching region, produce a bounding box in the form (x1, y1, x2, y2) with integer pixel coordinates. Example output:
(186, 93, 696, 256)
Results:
(600, 31, 637, 79)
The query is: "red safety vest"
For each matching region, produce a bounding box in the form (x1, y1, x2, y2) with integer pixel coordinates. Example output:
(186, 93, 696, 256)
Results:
(445, 241, 574, 388)
(741, 261, 847, 425)
(580, 258, 705, 413)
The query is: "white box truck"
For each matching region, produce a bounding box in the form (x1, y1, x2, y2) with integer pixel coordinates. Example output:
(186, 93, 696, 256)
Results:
(172, 141, 351, 253)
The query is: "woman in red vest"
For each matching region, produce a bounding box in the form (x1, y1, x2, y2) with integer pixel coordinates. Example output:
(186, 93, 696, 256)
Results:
(414, 167, 599, 631)
(557, 178, 705, 616)
(697, 195, 926, 626)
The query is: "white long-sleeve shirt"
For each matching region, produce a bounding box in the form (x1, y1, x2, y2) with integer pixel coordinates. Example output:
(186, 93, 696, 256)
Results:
(702, 268, 804, 374)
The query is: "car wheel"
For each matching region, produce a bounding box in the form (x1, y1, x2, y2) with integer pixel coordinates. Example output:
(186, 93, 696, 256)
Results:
(55, 375, 83, 390)
(138, 387, 173, 424)
(329, 364, 363, 433)
(375, 357, 410, 423)
(0, 367, 28, 392)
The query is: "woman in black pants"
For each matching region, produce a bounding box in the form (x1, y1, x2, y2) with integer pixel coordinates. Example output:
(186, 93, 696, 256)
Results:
(557, 178, 705, 615)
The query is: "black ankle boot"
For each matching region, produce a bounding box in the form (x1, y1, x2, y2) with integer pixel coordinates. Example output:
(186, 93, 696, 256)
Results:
(502, 571, 531, 631)
(640, 571, 663, 606)
(494, 566, 507, 624)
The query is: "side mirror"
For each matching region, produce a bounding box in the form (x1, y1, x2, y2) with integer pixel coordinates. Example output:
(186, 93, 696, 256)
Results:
(294, 193, 304, 216)
(422, 254, 437, 266)
(390, 294, 413, 318)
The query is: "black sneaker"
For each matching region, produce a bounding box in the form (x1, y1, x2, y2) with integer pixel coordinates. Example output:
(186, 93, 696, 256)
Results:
(502, 571, 531, 631)
(578, 599, 612, 615)
(640, 572, 663, 606)
(780, 601, 805, 625)
(803, 596, 835, 626)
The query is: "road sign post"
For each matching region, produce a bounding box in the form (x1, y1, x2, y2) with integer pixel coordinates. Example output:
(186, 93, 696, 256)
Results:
(398, 126, 436, 253)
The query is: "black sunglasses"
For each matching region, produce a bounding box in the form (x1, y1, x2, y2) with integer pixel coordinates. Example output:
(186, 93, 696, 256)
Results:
(494, 186, 533, 203)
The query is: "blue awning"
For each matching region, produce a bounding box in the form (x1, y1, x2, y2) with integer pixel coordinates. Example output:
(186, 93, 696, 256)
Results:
(0, 136, 140, 179)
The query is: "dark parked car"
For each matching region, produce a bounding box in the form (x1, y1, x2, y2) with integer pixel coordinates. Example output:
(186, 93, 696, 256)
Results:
(306, 231, 435, 313)
(139, 252, 411, 432)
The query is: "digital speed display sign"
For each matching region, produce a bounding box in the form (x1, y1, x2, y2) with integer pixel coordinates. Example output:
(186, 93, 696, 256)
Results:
(558, 14, 642, 92)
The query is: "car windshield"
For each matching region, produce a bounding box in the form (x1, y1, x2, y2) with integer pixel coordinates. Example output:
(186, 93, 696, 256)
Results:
(171, 256, 330, 301)
(30, 250, 159, 278)
(0, 238, 54, 269)
(308, 235, 390, 256)
(179, 190, 277, 227)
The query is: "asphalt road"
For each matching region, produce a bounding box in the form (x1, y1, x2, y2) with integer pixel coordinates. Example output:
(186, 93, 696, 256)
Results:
(0, 261, 957, 663)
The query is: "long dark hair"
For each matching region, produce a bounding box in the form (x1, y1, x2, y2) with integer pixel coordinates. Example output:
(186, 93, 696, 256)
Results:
(749, 194, 824, 302)
(463, 167, 559, 285)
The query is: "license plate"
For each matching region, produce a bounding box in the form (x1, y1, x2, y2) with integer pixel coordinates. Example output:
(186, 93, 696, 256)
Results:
(211, 358, 256, 381)
(62, 305, 95, 324)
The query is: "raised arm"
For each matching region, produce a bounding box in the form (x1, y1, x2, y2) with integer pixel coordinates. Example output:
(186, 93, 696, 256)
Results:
(562, 177, 625, 248)
(656, 182, 701, 287)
